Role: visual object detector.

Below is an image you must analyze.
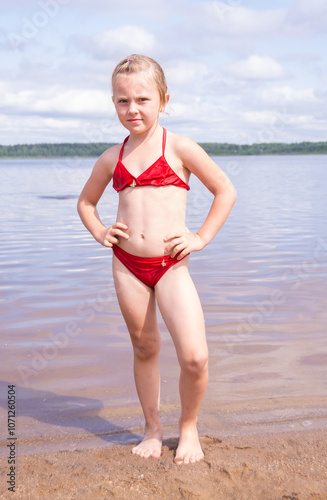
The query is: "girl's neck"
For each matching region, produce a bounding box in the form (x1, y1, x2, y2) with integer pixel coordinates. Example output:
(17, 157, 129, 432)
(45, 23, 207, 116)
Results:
(127, 122, 162, 148)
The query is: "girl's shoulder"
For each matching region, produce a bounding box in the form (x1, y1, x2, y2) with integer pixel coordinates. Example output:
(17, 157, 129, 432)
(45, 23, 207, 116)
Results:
(166, 129, 195, 146)
(99, 142, 122, 163)
(166, 129, 198, 151)
(93, 142, 123, 174)
(166, 130, 207, 161)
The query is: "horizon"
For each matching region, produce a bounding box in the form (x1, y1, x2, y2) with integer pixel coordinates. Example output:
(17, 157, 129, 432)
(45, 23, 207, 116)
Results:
(1, 139, 327, 148)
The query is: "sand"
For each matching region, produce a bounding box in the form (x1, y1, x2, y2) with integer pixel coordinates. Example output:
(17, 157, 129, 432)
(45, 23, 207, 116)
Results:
(1, 333, 327, 499)
(0, 429, 326, 499)
(2, 332, 327, 499)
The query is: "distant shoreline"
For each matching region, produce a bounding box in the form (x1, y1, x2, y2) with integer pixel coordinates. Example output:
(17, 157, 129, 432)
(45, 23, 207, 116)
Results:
(1, 141, 326, 158)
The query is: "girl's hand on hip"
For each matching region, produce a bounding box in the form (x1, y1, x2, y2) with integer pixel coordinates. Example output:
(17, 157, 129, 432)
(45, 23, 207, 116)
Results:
(164, 231, 204, 260)
(99, 222, 129, 247)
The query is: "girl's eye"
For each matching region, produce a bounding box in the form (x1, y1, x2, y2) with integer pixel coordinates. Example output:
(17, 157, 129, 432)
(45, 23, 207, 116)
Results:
(118, 99, 127, 103)
(139, 98, 148, 102)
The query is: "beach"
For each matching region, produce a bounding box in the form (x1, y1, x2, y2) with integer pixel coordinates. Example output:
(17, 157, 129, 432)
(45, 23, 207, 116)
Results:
(1, 155, 327, 498)
(0, 428, 325, 499)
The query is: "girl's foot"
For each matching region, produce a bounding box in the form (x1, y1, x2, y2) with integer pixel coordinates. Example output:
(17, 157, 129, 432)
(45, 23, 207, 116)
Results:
(132, 425, 163, 459)
(174, 422, 204, 465)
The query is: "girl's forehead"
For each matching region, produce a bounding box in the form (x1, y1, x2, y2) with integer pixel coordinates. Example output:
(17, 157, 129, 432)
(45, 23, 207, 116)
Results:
(113, 72, 157, 94)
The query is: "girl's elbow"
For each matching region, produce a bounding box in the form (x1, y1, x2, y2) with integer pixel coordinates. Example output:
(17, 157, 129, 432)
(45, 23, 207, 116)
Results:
(77, 195, 87, 217)
(221, 184, 237, 205)
(76, 196, 82, 215)
(231, 185, 237, 204)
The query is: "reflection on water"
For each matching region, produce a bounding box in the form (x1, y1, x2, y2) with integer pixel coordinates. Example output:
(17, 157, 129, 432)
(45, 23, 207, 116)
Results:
(0, 155, 327, 445)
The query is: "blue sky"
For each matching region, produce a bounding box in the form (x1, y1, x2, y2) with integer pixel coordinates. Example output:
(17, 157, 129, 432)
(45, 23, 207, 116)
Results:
(0, 0, 326, 144)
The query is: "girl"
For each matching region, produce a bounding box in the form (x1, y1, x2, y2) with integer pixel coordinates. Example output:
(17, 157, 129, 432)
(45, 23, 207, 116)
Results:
(77, 54, 236, 465)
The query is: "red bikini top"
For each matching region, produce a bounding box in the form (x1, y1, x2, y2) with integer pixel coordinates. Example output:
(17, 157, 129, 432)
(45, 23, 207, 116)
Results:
(112, 128, 190, 192)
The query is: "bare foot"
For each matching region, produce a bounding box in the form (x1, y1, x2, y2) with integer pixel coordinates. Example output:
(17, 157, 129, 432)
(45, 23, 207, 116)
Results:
(132, 426, 163, 459)
(174, 422, 204, 465)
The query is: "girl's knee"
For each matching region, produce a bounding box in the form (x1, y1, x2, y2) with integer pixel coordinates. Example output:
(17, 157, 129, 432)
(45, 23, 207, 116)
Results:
(180, 350, 208, 376)
(131, 331, 161, 360)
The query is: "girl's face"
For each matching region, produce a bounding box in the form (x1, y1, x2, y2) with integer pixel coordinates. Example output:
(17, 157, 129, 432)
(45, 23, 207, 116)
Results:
(112, 72, 169, 134)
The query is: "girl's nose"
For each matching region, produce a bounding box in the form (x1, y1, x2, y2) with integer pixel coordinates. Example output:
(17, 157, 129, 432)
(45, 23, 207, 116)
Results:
(128, 102, 138, 114)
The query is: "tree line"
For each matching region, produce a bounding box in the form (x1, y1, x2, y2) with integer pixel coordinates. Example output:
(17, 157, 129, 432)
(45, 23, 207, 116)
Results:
(0, 141, 327, 158)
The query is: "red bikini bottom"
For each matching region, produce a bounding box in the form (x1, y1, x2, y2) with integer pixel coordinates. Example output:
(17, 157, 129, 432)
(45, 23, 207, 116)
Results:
(112, 245, 188, 288)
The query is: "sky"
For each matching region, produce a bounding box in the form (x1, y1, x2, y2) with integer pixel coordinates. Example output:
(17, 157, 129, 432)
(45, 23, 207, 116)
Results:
(0, 0, 327, 145)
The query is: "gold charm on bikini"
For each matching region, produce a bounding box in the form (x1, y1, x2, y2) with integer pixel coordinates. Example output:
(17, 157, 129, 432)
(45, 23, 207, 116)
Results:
(130, 179, 137, 187)
(161, 259, 166, 267)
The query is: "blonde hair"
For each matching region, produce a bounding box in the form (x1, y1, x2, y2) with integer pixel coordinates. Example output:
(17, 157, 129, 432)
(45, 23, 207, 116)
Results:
(111, 54, 168, 108)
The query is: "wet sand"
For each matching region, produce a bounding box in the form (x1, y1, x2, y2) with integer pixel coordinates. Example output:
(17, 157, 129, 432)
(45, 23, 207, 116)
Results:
(1, 333, 327, 498)
(1, 429, 326, 499)
(1, 323, 327, 498)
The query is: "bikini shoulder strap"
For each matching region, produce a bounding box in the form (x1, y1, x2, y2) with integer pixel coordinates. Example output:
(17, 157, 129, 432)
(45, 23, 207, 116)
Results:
(162, 128, 167, 155)
(118, 135, 130, 162)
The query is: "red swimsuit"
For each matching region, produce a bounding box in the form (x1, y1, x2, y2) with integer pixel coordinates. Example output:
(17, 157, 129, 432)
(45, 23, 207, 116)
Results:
(112, 128, 190, 192)
(112, 128, 190, 288)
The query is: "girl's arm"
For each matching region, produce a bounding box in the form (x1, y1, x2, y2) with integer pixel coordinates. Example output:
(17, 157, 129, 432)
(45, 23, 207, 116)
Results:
(164, 136, 237, 259)
(77, 148, 129, 247)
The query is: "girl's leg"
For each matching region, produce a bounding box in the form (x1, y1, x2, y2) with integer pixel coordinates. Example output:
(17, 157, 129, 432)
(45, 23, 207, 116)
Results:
(112, 255, 162, 458)
(155, 258, 208, 465)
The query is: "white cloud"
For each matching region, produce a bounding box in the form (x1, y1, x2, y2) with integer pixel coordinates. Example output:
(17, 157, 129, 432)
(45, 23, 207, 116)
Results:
(166, 62, 209, 92)
(286, 0, 327, 34)
(204, 0, 327, 39)
(260, 86, 321, 106)
(70, 0, 167, 15)
(0, 84, 112, 119)
(1, 1, 327, 144)
(92, 26, 156, 59)
(205, 2, 286, 37)
(69, 26, 156, 61)
(243, 110, 282, 126)
(226, 55, 286, 80)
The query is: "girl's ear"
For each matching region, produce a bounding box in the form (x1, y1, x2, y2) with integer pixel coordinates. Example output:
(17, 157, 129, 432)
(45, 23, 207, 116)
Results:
(160, 93, 170, 113)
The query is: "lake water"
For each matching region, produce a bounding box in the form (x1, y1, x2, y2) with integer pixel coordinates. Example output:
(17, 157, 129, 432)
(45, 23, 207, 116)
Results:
(1, 154, 327, 454)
